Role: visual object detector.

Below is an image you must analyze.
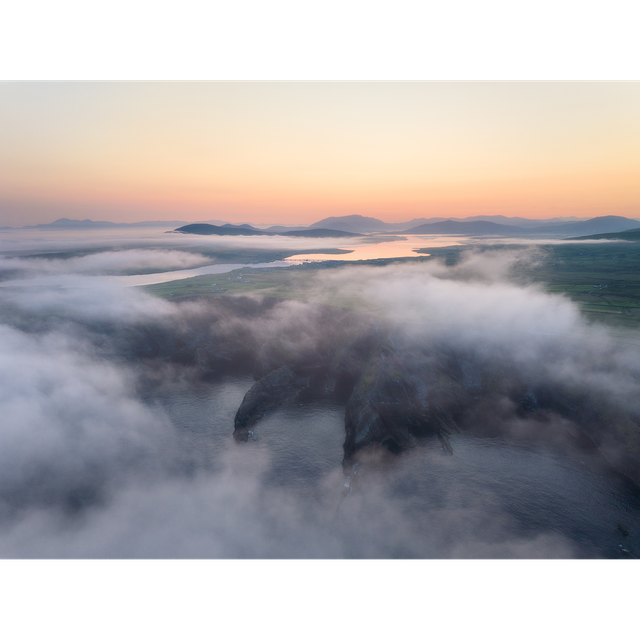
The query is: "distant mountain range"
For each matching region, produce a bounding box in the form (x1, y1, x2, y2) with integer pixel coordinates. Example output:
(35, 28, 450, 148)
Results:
(3, 214, 639, 239)
(404, 220, 529, 235)
(307, 213, 603, 233)
(309, 214, 640, 236)
(402, 216, 640, 237)
(175, 217, 640, 239)
(308, 215, 392, 233)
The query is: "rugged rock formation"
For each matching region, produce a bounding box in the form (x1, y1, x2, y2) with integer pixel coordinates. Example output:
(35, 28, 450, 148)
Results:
(341, 336, 466, 463)
(343, 355, 420, 458)
(47, 294, 638, 485)
(228, 314, 640, 485)
(234, 365, 310, 441)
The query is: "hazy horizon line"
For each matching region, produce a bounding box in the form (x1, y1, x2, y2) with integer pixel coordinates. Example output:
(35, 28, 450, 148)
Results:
(4, 211, 640, 230)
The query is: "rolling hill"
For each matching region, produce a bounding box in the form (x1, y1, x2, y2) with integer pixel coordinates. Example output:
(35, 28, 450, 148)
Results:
(527, 215, 640, 235)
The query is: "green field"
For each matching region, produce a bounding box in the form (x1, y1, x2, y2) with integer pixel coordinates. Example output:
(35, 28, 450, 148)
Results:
(142, 261, 391, 310)
(144, 241, 640, 332)
(143, 266, 320, 302)
(419, 242, 640, 330)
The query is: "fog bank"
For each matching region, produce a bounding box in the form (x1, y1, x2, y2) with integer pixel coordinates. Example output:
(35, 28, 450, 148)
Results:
(0, 244, 638, 557)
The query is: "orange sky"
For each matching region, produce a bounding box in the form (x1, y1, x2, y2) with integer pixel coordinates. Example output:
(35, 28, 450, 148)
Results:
(1, 82, 639, 226)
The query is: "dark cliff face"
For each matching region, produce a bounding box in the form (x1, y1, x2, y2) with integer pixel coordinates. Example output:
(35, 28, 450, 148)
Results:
(224, 302, 640, 485)
(343, 355, 419, 457)
(341, 337, 467, 462)
(234, 365, 310, 439)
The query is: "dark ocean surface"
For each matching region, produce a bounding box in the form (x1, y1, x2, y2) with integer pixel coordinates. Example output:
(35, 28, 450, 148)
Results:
(143, 376, 640, 559)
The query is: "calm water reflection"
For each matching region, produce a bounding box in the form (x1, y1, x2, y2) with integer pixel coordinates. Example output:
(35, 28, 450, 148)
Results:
(285, 234, 464, 262)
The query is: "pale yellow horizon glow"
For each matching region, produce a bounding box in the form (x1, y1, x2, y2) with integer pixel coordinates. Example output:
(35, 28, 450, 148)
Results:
(1, 82, 639, 226)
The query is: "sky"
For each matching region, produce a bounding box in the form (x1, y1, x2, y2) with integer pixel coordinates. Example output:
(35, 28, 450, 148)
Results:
(1, 82, 640, 227)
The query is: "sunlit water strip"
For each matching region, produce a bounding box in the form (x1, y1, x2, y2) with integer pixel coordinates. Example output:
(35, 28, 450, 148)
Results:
(282, 234, 631, 264)
(0, 260, 299, 288)
(284, 235, 462, 262)
(114, 260, 298, 286)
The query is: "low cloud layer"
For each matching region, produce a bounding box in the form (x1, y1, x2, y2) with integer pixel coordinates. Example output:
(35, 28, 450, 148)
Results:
(0, 446, 575, 559)
(0, 239, 638, 557)
(0, 249, 213, 278)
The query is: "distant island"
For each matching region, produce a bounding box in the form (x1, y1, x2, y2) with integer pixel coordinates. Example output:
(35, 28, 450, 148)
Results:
(172, 223, 361, 238)
(172, 223, 266, 236)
